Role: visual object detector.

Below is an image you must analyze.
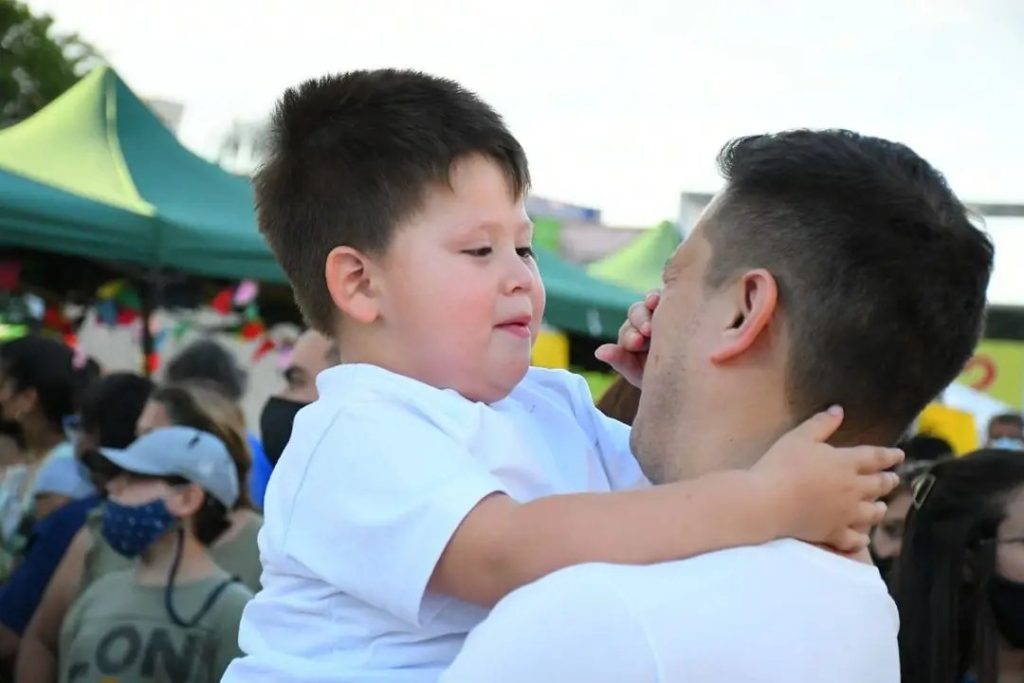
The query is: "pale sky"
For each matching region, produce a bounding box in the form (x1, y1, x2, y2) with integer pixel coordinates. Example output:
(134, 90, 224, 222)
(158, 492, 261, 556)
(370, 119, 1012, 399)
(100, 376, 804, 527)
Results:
(24, 0, 1024, 302)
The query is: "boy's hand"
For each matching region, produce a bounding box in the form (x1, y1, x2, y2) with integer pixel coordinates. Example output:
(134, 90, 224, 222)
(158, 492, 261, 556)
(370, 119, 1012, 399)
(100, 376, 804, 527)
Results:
(751, 406, 904, 553)
(595, 291, 659, 388)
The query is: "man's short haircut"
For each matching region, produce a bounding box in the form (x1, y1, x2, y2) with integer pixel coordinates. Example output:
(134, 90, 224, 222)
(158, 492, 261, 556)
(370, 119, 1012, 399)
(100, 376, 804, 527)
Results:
(988, 413, 1023, 430)
(255, 69, 531, 333)
(706, 129, 993, 442)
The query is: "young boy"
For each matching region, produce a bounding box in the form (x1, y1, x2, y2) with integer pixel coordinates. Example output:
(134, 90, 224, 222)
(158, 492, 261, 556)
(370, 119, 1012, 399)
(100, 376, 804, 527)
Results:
(222, 70, 900, 682)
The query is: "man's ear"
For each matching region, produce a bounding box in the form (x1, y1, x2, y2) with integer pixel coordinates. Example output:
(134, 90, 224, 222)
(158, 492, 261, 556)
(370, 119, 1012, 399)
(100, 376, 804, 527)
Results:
(709, 269, 779, 364)
(325, 246, 381, 325)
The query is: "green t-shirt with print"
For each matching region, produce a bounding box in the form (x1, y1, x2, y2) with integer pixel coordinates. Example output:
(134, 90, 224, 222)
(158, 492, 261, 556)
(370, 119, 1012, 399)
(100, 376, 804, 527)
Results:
(58, 569, 253, 683)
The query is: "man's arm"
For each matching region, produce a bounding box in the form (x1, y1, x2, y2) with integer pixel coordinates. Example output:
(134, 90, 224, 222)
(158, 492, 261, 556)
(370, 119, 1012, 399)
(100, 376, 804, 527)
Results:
(442, 564, 656, 682)
(14, 528, 89, 683)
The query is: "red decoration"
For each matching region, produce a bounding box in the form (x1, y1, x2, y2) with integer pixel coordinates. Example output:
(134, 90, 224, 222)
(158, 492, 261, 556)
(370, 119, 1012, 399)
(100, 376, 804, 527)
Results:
(251, 338, 276, 363)
(43, 307, 62, 328)
(240, 321, 264, 340)
(212, 289, 233, 315)
(0, 261, 21, 290)
(146, 352, 160, 374)
(116, 309, 139, 325)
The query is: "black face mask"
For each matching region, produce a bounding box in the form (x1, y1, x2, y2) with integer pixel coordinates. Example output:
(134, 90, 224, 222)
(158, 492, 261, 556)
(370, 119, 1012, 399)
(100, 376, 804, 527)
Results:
(260, 397, 307, 467)
(989, 574, 1024, 648)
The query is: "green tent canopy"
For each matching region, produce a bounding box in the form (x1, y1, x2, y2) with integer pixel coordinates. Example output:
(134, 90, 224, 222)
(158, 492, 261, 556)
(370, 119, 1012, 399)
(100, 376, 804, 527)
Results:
(0, 67, 636, 338)
(588, 220, 681, 294)
(0, 66, 277, 280)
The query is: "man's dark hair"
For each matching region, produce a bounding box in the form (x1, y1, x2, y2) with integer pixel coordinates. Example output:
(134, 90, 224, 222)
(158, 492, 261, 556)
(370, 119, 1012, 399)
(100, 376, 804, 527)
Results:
(165, 339, 247, 402)
(254, 69, 531, 333)
(707, 129, 993, 443)
(988, 413, 1023, 431)
(79, 373, 154, 448)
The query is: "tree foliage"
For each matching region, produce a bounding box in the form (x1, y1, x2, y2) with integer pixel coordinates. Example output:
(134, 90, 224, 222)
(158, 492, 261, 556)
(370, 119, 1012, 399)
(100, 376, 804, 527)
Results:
(0, 0, 99, 127)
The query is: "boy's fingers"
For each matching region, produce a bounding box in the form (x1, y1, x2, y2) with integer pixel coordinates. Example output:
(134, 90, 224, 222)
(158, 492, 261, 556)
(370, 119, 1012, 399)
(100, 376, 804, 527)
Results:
(860, 472, 899, 500)
(831, 529, 870, 554)
(624, 328, 648, 351)
(594, 344, 620, 364)
(854, 448, 904, 475)
(855, 500, 887, 528)
(644, 290, 661, 312)
(787, 406, 844, 443)
(627, 302, 653, 337)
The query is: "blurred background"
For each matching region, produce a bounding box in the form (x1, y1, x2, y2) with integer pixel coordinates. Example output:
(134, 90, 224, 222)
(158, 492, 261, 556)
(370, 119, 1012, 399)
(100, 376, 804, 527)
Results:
(1, 0, 1022, 438)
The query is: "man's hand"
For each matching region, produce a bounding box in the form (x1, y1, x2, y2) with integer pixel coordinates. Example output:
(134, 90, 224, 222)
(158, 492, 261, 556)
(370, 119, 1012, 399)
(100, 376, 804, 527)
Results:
(752, 406, 904, 553)
(595, 291, 659, 388)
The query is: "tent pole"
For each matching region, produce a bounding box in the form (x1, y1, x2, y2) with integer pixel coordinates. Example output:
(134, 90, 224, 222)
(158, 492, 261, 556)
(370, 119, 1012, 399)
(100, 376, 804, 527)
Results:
(139, 271, 164, 377)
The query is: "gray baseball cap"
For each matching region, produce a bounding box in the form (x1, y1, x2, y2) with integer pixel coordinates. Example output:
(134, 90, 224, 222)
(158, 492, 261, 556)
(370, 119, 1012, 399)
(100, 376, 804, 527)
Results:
(100, 426, 239, 508)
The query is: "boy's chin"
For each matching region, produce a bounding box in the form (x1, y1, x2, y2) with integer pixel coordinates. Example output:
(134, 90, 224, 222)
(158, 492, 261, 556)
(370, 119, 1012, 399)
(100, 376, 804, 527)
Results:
(467, 360, 531, 404)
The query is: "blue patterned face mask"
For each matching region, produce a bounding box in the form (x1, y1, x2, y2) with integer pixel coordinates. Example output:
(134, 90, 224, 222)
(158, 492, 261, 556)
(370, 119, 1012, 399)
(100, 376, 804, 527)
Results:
(101, 498, 178, 558)
(991, 437, 1024, 451)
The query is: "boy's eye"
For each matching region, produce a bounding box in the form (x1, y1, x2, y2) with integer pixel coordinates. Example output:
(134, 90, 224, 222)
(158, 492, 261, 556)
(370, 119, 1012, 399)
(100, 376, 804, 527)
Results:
(516, 246, 535, 259)
(462, 247, 492, 257)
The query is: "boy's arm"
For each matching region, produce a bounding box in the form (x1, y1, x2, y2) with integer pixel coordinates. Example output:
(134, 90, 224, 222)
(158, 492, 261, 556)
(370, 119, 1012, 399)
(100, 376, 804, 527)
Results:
(430, 408, 901, 607)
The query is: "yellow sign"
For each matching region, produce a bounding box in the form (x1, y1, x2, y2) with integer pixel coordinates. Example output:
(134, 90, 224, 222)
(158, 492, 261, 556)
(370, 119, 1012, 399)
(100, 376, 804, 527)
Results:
(956, 340, 1024, 408)
(918, 403, 978, 456)
(531, 329, 569, 369)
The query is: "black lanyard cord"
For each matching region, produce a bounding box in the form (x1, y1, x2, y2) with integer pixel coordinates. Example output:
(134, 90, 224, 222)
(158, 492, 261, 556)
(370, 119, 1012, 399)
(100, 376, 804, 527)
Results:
(164, 527, 239, 629)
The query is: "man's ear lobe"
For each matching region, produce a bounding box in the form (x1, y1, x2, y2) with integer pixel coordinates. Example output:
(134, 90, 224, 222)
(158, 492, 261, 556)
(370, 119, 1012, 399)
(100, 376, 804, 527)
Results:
(709, 269, 779, 364)
(325, 246, 381, 325)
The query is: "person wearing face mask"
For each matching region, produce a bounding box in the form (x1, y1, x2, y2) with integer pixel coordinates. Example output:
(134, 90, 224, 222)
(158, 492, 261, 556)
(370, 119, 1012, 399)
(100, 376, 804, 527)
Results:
(0, 337, 98, 578)
(259, 330, 338, 467)
(896, 450, 1024, 683)
(54, 427, 252, 683)
(987, 414, 1024, 450)
(0, 373, 150, 671)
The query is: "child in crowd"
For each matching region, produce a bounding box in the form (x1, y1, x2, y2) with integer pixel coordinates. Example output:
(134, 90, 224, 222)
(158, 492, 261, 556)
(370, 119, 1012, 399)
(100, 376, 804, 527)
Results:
(223, 69, 901, 682)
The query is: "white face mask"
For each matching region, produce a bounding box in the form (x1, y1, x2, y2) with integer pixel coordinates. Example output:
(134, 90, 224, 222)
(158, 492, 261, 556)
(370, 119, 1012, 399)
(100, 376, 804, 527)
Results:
(990, 437, 1024, 451)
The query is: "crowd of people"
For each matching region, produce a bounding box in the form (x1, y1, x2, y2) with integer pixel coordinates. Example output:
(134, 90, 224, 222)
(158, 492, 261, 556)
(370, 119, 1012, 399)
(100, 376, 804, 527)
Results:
(0, 329, 334, 682)
(0, 66, 1022, 683)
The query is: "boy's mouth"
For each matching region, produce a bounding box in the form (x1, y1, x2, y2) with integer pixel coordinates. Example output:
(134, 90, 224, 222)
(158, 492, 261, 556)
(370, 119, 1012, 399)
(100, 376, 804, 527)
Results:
(495, 315, 532, 339)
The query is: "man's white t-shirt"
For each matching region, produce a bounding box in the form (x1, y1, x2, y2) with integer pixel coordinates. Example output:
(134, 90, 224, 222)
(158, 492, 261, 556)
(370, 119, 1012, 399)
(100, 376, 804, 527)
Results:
(444, 539, 900, 683)
(222, 364, 646, 683)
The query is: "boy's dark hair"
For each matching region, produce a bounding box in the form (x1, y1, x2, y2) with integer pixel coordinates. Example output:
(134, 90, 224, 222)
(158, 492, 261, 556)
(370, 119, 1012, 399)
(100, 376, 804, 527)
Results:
(165, 339, 247, 402)
(706, 129, 993, 443)
(255, 69, 531, 333)
(79, 373, 154, 448)
(0, 336, 98, 429)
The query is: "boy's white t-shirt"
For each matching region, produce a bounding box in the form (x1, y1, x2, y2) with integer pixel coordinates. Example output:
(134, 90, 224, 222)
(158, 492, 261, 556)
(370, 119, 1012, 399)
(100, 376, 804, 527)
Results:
(444, 539, 900, 682)
(222, 364, 646, 683)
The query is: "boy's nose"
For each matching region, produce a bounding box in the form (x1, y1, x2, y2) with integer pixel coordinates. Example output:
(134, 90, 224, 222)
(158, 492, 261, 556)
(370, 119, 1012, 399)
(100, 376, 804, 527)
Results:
(501, 253, 535, 294)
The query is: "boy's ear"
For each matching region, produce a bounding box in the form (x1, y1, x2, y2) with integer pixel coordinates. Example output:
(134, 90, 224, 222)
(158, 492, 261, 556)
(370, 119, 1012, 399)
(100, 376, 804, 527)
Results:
(325, 246, 381, 325)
